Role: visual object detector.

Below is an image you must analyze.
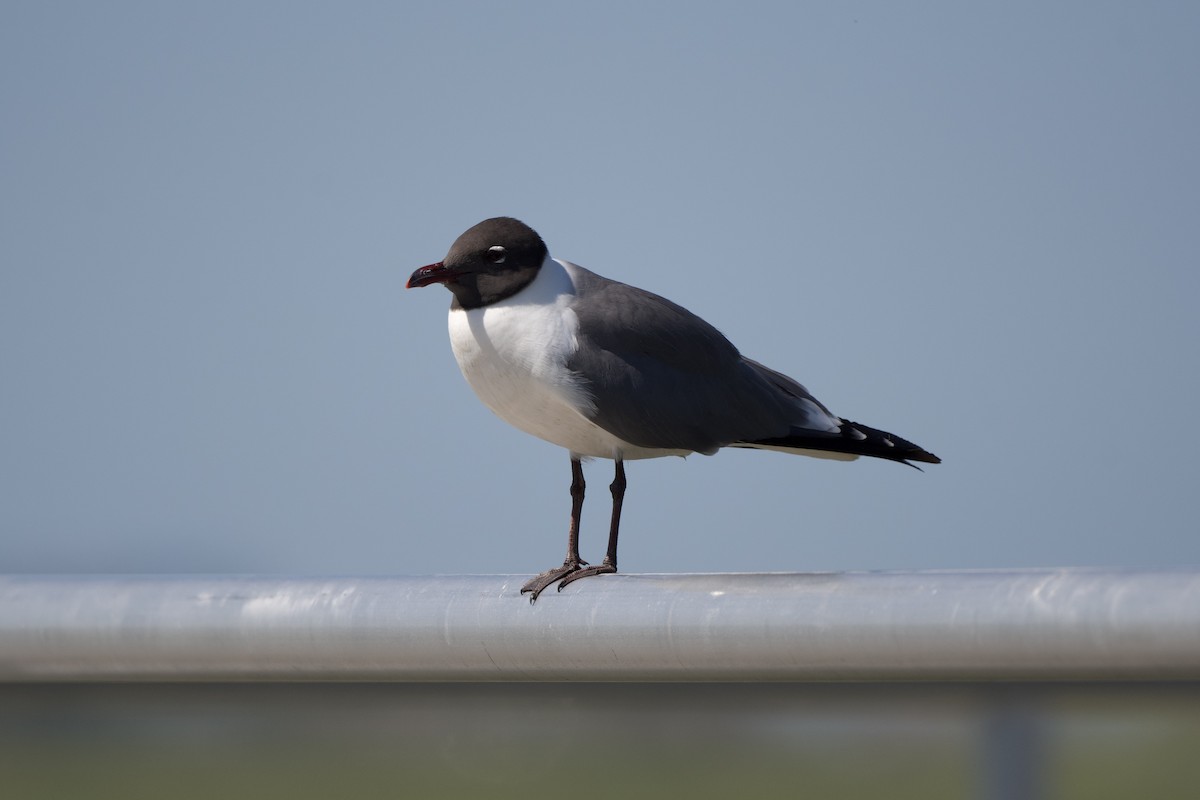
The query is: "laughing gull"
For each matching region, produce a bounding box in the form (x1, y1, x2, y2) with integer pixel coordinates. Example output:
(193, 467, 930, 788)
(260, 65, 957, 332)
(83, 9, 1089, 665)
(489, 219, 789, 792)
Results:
(407, 217, 940, 600)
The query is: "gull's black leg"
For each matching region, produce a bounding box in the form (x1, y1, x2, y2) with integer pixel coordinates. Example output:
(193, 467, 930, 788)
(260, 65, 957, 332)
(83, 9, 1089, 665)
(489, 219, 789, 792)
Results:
(521, 457, 587, 602)
(557, 458, 623, 590)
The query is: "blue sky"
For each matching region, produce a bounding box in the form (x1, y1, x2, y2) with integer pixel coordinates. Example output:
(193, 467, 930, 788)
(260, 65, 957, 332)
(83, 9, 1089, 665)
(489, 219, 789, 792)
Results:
(2, 2, 1198, 576)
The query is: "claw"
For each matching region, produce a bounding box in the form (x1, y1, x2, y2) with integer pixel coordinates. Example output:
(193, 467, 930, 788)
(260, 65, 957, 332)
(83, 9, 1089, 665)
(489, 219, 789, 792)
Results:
(520, 559, 616, 602)
(521, 561, 581, 602)
(557, 560, 617, 591)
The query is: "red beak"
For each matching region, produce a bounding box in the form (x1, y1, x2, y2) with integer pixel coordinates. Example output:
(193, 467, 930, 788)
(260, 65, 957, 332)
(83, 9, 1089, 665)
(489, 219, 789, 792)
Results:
(406, 261, 460, 289)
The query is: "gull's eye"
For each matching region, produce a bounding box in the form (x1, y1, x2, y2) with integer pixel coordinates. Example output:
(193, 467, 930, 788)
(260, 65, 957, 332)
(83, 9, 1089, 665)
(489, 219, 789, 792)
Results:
(487, 245, 507, 264)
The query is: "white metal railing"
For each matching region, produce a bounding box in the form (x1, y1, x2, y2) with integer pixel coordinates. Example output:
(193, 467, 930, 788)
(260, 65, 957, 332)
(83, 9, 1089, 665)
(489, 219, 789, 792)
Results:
(1, 569, 1198, 681)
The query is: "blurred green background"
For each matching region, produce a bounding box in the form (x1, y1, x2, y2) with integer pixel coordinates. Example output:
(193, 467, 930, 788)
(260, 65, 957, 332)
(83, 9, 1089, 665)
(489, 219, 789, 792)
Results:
(2, 683, 1197, 799)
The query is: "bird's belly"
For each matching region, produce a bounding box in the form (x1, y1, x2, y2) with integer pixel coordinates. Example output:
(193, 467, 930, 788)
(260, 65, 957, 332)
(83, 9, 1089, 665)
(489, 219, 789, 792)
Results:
(459, 351, 624, 457)
(448, 305, 686, 460)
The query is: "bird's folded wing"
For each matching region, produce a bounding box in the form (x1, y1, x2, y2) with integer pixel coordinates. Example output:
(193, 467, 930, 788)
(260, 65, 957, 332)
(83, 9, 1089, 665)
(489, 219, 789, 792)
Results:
(563, 264, 839, 454)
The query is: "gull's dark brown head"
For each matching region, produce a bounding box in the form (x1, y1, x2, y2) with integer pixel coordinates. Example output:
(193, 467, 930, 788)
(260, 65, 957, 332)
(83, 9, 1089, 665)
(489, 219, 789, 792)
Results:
(407, 217, 549, 309)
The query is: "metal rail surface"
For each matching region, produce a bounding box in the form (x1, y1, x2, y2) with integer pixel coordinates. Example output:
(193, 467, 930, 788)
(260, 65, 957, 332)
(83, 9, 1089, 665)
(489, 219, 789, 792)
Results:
(1, 570, 1198, 681)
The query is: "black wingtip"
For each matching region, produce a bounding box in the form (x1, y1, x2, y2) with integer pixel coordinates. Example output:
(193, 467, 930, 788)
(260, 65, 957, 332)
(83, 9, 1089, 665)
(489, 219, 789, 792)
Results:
(741, 418, 941, 468)
(904, 450, 942, 467)
(840, 418, 942, 467)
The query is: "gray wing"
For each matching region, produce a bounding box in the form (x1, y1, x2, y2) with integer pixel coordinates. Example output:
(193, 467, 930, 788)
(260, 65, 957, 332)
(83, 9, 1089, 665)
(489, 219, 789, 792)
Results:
(563, 263, 840, 454)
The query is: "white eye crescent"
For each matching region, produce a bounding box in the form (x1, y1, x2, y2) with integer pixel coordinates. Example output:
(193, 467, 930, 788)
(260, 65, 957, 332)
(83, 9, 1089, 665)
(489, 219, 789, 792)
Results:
(487, 245, 507, 264)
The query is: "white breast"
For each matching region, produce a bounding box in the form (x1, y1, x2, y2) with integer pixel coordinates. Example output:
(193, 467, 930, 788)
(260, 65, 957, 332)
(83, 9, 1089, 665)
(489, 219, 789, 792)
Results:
(448, 257, 660, 459)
